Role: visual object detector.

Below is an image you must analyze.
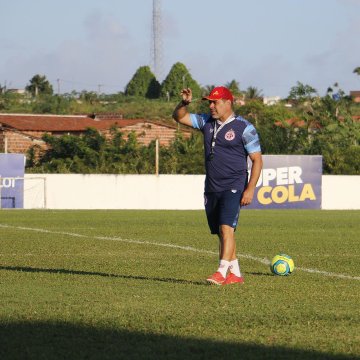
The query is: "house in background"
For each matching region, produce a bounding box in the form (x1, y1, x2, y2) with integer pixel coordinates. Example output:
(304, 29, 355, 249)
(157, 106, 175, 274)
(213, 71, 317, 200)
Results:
(0, 113, 191, 154)
(263, 96, 281, 106)
(350, 91, 360, 103)
(5, 89, 27, 95)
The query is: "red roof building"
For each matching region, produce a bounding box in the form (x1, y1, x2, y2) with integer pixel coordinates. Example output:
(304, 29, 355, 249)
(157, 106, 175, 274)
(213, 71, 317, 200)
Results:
(350, 91, 360, 103)
(0, 113, 191, 154)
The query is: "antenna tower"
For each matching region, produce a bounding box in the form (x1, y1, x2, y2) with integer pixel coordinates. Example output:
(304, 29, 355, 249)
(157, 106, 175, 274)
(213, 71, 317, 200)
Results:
(151, 0, 163, 80)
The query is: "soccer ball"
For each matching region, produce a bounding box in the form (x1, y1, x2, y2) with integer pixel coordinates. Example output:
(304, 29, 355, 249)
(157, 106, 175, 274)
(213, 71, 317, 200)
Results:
(270, 254, 294, 276)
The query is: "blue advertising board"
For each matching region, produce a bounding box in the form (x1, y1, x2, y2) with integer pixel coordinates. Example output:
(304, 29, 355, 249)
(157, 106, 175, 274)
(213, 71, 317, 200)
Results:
(0, 153, 26, 208)
(247, 155, 322, 209)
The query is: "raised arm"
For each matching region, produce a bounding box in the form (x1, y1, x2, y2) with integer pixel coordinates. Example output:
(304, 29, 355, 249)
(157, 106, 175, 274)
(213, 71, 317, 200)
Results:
(172, 88, 193, 127)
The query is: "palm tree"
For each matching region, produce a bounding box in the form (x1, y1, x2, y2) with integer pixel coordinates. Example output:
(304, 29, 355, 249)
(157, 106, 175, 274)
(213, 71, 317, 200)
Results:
(288, 81, 317, 101)
(26, 74, 53, 96)
(202, 84, 216, 95)
(225, 80, 241, 95)
(245, 86, 263, 99)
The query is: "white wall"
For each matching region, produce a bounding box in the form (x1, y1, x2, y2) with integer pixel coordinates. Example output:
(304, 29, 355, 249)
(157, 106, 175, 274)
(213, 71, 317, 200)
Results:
(321, 176, 360, 210)
(24, 174, 205, 210)
(23, 174, 360, 210)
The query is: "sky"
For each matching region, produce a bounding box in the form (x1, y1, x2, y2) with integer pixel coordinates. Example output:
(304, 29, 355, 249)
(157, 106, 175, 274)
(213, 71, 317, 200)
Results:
(1, 0, 360, 98)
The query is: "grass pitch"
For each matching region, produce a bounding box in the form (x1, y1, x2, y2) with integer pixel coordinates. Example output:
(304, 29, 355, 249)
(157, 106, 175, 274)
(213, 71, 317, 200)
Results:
(0, 209, 359, 360)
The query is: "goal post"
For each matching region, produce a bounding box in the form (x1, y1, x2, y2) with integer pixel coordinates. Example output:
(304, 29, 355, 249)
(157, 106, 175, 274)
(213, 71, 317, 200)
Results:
(0, 176, 46, 209)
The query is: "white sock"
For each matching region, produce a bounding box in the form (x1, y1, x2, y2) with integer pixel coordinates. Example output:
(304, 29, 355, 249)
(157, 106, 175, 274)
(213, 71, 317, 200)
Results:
(217, 259, 230, 278)
(229, 259, 241, 277)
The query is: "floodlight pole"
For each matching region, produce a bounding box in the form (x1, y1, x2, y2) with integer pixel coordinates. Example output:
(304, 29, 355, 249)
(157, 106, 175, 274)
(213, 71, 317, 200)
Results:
(151, 0, 163, 80)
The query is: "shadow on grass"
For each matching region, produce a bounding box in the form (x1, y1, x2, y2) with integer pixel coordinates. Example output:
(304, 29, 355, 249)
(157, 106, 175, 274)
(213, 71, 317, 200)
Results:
(0, 265, 207, 286)
(0, 321, 356, 360)
(247, 271, 274, 277)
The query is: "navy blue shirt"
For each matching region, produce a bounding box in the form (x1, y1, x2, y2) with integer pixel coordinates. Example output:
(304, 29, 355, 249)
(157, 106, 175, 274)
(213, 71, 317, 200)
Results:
(190, 113, 261, 192)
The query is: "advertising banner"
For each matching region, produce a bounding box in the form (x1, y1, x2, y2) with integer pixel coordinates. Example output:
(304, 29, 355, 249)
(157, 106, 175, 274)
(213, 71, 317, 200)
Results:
(248, 155, 322, 209)
(0, 153, 26, 208)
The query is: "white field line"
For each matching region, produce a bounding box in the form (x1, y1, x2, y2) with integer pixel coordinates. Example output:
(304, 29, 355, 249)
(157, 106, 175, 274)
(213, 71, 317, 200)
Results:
(1, 223, 360, 281)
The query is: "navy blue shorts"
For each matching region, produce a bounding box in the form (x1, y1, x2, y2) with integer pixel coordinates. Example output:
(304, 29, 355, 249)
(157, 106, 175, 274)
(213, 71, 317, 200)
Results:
(204, 190, 243, 235)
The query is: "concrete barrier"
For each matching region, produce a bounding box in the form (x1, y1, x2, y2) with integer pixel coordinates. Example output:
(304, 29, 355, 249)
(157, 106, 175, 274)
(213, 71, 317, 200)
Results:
(23, 174, 360, 210)
(321, 175, 360, 210)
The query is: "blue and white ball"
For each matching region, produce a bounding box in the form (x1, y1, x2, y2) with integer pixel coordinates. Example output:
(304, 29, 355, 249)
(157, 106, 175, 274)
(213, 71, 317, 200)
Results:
(270, 254, 294, 276)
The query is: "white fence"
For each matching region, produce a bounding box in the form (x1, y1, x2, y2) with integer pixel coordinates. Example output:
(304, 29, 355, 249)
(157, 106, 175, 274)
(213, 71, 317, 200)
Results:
(23, 174, 360, 210)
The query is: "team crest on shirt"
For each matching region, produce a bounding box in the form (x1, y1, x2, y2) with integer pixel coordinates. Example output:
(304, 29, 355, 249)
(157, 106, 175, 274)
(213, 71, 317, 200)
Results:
(225, 129, 235, 141)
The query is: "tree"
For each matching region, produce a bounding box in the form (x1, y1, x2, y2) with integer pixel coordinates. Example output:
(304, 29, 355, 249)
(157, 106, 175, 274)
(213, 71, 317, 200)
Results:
(26, 74, 53, 96)
(160, 132, 204, 174)
(79, 90, 98, 104)
(225, 80, 241, 96)
(125, 66, 160, 98)
(353, 67, 360, 76)
(309, 118, 360, 174)
(288, 81, 317, 102)
(245, 86, 263, 99)
(160, 62, 202, 100)
(202, 84, 216, 95)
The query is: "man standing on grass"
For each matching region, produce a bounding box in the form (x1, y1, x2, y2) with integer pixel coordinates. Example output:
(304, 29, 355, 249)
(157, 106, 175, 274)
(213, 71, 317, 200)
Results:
(173, 86, 263, 285)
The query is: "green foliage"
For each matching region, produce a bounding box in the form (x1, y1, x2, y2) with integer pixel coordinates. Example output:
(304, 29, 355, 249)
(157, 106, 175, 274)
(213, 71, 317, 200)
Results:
(27, 127, 150, 174)
(225, 80, 242, 96)
(308, 117, 360, 174)
(2, 67, 360, 175)
(25, 74, 53, 96)
(125, 66, 160, 99)
(30, 94, 74, 114)
(236, 100, 302, 154)
(160, 62, 202, 100)
(0, 92, 27, 112)
(26, 127, 205, 175)
(288, 81, 317, 101)
(235, 95, 360, 175)
(245, 86, 263, 99)
(78, 91, 98, 105)
(24, 92, 360, 175)
(202, 84, 216, 94)
(160, 132, 204, 174)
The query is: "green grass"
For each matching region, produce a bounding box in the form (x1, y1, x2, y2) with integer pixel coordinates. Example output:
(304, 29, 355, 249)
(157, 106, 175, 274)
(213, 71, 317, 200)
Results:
(0, 209, 359, 360)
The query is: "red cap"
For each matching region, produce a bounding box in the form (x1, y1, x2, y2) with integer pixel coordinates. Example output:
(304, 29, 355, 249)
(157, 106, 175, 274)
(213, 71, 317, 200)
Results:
(202, 86, 234, 102)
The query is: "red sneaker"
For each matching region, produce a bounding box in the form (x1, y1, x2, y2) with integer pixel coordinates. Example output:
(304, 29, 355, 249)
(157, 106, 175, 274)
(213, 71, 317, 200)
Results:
(206, 271, 226, 285)
(223, 273, 244, 285)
